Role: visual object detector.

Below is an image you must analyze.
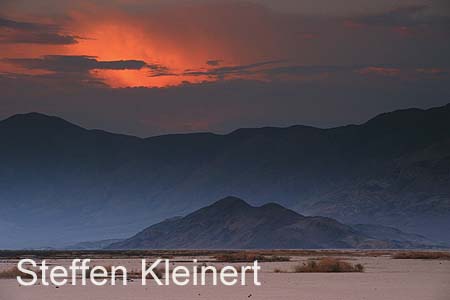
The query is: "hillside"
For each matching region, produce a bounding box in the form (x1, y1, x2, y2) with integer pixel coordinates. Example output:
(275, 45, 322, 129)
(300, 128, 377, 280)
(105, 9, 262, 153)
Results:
(109, 197, 403, 249)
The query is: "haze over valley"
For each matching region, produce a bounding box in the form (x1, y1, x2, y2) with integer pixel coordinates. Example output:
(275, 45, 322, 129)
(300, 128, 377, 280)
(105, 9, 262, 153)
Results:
(1, 104, 449, 249)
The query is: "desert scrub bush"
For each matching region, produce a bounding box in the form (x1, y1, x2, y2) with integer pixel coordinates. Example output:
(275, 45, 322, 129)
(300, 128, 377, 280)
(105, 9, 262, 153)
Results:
(273, 268, 287, 273)
(214, 252, 290, 262)
(293, 258, 364, 273)
(392, 251, 450, 260)
(0, 266, 36, 279)
(129, 267, 164, 279)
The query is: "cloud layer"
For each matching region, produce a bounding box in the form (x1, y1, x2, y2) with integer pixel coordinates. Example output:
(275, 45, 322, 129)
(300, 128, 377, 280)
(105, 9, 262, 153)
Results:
(0, 0, 449, 135)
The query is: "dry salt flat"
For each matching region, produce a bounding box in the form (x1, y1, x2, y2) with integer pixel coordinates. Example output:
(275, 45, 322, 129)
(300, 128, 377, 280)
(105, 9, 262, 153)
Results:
(0, 255, 449, 300)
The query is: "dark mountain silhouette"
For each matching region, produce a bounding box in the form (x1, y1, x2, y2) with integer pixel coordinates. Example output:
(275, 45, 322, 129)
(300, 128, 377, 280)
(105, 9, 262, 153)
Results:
(0, 104, 449, 248)
(108, 197, 413, 249)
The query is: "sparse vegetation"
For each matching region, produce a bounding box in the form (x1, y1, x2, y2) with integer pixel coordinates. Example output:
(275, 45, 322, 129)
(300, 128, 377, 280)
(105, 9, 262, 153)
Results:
(159, 254, 175, 259)
(129, 267, 164, 279)
(273, 268, 286, 273)
(392, 251, 450, 260)
(293, 258, 364, 273)
(214, 252, 290, 262)
(0, 249, 396, 261)
(0, 266, 36, 279)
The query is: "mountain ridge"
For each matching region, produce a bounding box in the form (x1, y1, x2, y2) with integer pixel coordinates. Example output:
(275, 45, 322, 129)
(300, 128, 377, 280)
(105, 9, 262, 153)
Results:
(3, 103, 449, 139)
(0, 104, 449, 248)
(108, 196, 435, 250)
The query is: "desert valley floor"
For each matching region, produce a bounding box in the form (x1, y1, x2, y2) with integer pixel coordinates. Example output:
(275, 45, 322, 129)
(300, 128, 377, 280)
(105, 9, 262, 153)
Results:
(0, 250, 449, 300)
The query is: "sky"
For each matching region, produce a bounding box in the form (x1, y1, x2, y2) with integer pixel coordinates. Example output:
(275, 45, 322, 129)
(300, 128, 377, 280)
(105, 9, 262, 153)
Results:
(1, 0, 449, 136)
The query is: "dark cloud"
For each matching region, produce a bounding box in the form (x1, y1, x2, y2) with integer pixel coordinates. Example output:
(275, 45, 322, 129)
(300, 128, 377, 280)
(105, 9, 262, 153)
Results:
(183, 60, 286, 78)
(0, 18, 52, 30)
(145, 63, 172, 77)
(181, 62, 448, 81)
(206, 60, 222, 66)
(3, 55, 167, 86)
(4, 55, 150, 73)
(0, 17, 78, 44)
(0, 31, 78, 45)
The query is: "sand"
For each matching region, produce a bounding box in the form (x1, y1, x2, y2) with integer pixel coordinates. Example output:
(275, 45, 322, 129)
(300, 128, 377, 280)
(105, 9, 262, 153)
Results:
(1, 255, 449, 300)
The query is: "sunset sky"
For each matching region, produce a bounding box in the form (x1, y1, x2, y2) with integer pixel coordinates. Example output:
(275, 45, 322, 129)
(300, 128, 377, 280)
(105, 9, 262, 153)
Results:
(1, 0, 449, 136)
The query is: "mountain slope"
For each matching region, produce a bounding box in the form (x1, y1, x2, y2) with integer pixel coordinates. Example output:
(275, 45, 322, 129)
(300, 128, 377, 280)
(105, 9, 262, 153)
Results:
(108, 197, 392, 249)
(0, 104, 449, 248)
(350, 224, 434, 245)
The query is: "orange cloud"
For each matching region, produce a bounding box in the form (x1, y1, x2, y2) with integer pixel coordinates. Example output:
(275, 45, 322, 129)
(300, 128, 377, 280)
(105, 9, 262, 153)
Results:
(57, 2, 291, 87)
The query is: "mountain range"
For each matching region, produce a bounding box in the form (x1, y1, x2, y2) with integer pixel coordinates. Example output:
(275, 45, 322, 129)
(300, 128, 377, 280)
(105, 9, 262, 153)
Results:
(108, 196, 435, 249)
(0, 104, 449, 248)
